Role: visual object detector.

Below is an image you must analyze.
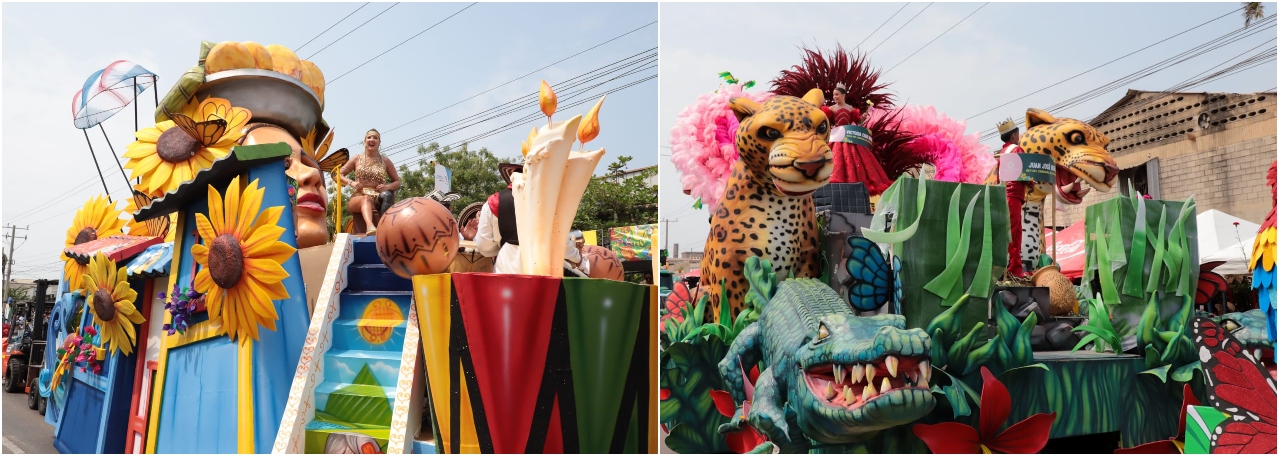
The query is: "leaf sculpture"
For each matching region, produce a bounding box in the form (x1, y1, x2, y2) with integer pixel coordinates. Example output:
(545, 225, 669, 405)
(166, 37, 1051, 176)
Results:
(1124, 185, 1149, 298)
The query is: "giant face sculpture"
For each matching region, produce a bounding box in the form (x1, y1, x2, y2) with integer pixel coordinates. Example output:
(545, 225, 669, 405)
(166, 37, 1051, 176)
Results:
(239, 124, 329, 249)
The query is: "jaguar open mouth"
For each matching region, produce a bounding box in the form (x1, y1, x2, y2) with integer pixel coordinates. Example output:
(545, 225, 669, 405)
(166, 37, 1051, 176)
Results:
(774, 181, 818, 197)
(1055, 162, 1115, 205)
(802, 356, 930, 409)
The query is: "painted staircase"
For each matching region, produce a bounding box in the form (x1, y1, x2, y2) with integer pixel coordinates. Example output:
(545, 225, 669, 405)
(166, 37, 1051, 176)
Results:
(273, 234, 429, 454)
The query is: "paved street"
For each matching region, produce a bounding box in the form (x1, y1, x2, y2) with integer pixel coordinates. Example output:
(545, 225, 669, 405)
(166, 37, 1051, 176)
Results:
(1, 390, 57, 454)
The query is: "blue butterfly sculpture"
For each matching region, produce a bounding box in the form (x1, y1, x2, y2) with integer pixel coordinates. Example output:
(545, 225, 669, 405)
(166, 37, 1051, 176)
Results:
(845, 236, 900, 313)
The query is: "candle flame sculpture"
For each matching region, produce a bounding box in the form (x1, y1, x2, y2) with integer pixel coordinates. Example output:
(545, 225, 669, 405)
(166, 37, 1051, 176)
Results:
(511, 81, 607, 276)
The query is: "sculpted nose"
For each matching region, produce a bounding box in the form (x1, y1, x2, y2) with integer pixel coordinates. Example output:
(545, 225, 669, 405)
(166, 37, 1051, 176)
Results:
(795, 158, 829, 177)
(1103, 163, 1119, 183)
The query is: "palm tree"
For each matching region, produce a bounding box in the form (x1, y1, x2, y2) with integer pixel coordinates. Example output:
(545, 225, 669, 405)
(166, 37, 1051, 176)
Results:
(1243, 2, 1265, 27)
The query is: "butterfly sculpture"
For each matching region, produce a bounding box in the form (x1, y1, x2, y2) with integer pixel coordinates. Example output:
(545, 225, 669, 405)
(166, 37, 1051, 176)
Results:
(302, 127, 349, 173)
(1196, 261, 1229, 312)
(845, 236, 896, 312)
(1190, 317, 1277, 454)
(129, 191, 170, 239)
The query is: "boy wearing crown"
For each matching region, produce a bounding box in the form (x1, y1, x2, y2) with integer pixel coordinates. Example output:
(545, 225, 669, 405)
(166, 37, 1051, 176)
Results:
(996, 118, 1031, 277)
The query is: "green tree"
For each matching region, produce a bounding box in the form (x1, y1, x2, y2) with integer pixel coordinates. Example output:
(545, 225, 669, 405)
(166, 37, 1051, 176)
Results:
(397, 143, 517, 217)
(6, 287, 31, 303)
(1244, 2, 1265, 27)
(574, 155, 658, 233)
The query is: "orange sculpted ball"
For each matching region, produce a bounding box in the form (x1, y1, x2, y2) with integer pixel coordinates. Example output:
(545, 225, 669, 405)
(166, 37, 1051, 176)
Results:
(581, 245, 624, 281)
(375, 198, 460, 279)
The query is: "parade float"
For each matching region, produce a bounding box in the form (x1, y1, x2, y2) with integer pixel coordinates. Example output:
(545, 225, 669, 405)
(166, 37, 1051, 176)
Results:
(662, 45, 1277, 453)
(39, 40, 657, 454)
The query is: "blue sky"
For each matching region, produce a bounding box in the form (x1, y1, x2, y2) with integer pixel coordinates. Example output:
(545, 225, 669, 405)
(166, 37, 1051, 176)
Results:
(2, 2, 657, 277)
(659, 2, 1277, 253)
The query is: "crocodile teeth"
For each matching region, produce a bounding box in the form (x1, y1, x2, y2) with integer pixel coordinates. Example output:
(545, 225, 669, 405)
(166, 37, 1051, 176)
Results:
(866, 364, 877, 385)
(843, 385, 854, 404)
(881, 377, 892, 394)
(919, 375, 929, 389)
(834, 365, 845, 385)
(885, 356, 899, 378)
(920, 360, 931, 383)
(863, 381, 876, 401)
(850, 364, 865, 385)
(825, 382, 837, 400)
(1254, 349, 1262, 360)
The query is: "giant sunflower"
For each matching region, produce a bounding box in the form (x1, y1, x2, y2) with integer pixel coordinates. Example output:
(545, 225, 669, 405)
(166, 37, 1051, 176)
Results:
(81, 252, 145, 356)
(191, 176, 295, 341)
(62, 195, 126, 292)
(123, 97, 252, 198)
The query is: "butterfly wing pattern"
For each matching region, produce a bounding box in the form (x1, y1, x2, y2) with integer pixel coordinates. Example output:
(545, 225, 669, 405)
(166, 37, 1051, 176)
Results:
(1191, 317, 1278, 454)
(845, 236, 892, 312)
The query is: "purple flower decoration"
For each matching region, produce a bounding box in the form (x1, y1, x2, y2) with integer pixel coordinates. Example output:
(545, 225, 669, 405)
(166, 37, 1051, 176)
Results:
(162, 284, 202, 336)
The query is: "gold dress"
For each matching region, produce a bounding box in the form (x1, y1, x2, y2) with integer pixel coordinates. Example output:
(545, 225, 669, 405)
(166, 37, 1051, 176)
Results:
(353, 153, 388, 200)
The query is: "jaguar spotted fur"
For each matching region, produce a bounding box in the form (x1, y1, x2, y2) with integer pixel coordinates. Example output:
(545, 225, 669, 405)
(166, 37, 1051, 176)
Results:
(699, 89, 833, 322)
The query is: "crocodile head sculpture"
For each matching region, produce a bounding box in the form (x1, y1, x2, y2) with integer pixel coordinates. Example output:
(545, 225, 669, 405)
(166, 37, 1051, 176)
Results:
(718, 278, 934, 451)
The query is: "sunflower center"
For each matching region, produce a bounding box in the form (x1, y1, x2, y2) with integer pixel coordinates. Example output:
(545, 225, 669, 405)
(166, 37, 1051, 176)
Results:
(92, 288, 117, 322)
(73, 228, 99, 265)
(156, 127, 202, 163)
(208, 234, 244, 289)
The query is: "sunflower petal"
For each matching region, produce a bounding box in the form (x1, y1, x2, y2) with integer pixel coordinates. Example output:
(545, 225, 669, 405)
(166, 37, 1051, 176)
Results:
(245, 258, 289, 284)
(206, 288, 223, 319)
(249, 241, 296, 265)
(124, 142, 158, 159)
(191, 243, 210, 265)
(237, 180, 264, 235)
(246, 277, 280, 320)
(149, 163, 173, 193)
(194, 268, 214, 293)
(261, 280, 289, 300)
(243, 225, 288, 254)
(208, 185, 226, 234)
(224, 176, 242, 236)
(194, 214, 218, 248)
(135, 125, 164, 143)
(82, 274, 98, 295)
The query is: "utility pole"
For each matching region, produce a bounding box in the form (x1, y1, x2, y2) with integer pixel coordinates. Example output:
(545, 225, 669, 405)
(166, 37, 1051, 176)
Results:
(661, 218, 678, 251)
(3, 224, 29, 322)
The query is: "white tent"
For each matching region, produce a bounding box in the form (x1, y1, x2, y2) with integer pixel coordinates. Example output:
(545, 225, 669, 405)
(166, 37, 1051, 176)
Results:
(1197, 209, 1261, 275)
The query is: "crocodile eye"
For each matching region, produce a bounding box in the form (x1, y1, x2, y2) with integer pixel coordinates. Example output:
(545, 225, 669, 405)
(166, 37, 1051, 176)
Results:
(1067, 131, 1086, 145)
(1223, 319, 1240, 332)
(759, 126, 782, 141)
(816, 323, 829, 340)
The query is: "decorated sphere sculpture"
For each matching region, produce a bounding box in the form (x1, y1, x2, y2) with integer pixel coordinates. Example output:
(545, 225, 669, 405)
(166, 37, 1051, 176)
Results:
(375, 197, 460, 279)
(581, 244, 625, 281)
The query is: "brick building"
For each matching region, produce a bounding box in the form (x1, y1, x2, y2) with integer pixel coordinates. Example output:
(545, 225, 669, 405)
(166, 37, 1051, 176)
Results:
(1054, 89, 1276, 228)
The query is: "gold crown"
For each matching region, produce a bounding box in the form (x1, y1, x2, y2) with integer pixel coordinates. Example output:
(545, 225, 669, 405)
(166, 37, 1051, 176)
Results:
(996, 118, 1018, 135)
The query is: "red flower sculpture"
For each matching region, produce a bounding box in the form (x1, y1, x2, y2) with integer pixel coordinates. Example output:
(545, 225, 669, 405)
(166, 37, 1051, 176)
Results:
(1114, 384, 1199, 453)
(913, 366, 1057, 454)
(710, 361, 766, 453)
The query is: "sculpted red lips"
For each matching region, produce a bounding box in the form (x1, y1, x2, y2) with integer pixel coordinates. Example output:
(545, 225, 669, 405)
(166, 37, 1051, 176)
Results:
(297, 192, 327, 213)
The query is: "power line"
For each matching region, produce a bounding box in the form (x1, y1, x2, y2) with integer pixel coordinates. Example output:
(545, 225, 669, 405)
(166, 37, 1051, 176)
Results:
(390, 71, 657, 170)
(351, 20, 658, 148)
(885, 3, 988, 74)
(444, 73, 657, 149)
(305, 2, 400, 60)
(855, 3, 911, 50)
(328, 2, 478, 84)
(296, 3, 369, 52)
(977, 16, 1275, 141)
(966, 5, 1246, 121)
(379, 51, 657, 155)
(867, 3, 934, 55)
